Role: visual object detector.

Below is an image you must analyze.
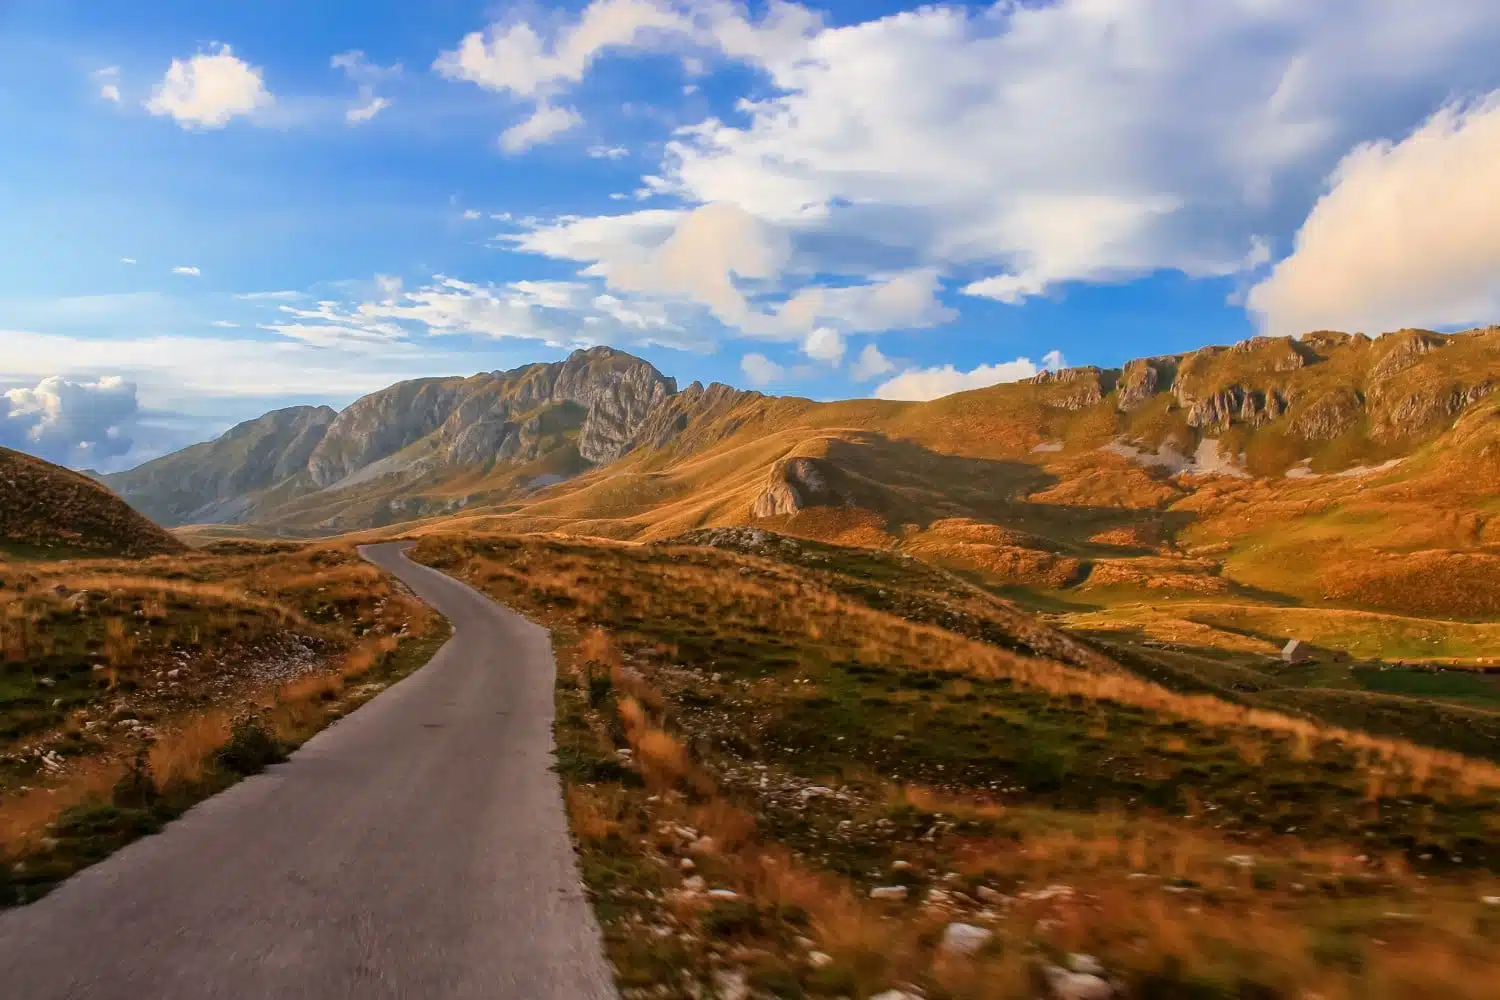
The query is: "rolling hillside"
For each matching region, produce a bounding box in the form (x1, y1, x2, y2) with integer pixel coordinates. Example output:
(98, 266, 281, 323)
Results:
(104, 326, 1500, 667)
(0, 447, 183, 558)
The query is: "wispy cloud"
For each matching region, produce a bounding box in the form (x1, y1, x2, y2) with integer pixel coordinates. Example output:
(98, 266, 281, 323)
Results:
(93, 66, 121, 103)
(172, 265, 201, 276)
(332, 50, 401, 125)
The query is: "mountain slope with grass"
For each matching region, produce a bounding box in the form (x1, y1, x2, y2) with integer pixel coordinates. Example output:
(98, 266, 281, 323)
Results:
(0, 448, 184, 558)
(407, 529, 1500, 1000)
(102, 325, 1500, 672)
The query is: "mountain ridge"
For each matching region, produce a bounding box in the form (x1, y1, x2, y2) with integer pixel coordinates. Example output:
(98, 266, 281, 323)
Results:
(101, 327, 1500, 542)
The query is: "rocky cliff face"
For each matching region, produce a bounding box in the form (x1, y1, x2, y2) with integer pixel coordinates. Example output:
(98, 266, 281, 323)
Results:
(751, 457, 843, 518)
(112, 348, 679, 526)
(305, 346, 676, 489)
(107, 406, 337, 525)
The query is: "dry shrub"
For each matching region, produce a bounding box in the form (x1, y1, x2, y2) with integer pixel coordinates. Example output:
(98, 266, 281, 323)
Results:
(103, 617, 135, 668)
(279, 671, 343, 704)
(578, 627, 622, 670)
(618, 695, 647, 735)
(567, 784, 624, 841)
(689, 798, 758, 853)
(338, 635, 398, 680)
(149, 710, 232, 792)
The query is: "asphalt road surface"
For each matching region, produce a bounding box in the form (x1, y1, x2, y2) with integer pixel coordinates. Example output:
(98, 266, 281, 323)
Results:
(0, 542, 618, 1000)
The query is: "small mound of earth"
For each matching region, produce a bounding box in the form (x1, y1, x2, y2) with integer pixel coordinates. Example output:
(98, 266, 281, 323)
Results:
(667, 526, 804, 557)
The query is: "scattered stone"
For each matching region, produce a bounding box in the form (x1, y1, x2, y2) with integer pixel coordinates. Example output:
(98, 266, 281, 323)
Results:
(1043, 965, 1115, 1000)
(708, 889, 740, 901)
(37, 678, 56, 689)
(682, 876, 706, 892)
(868, 992, 922, 1000)
(689, 836, 717, 855)
(679, 857, 695, 872)
(1483, 896, 1500, 906)
(1067, 954, 1106, 977)
(890, 860, 912, 872)
(1224, 855, 1255, 869)
(1021, 884, 1074, 902)
(712, 968, 749, 1000)
(938, 922, 993, 956)
(869, 886, 909, 901)
(975, 886, 1008, 904)
(808, 951, 834, 968)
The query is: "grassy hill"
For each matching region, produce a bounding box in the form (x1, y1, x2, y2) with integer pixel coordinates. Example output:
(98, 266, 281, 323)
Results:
(407, 528, 1500, 1000)
(0, 448, 184, 558)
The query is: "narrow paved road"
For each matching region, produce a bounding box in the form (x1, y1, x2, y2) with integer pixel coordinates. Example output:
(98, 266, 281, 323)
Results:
(0, 542, 617, 1000)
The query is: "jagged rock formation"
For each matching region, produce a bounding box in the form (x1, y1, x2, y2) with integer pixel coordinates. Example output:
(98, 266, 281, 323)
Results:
(108, 348, 677, 527)
(1186, 386, 1288, 431)
(751, 457, 842, 518)
(1116, 358, 1168, 411)
(1024, 366, 1116, 410)
(306, 347, 675, 488)
(2, 447, 183, 556)
(1290, 388, 1361, 440)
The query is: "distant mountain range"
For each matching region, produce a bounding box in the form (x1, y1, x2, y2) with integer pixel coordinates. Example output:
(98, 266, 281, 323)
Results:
(104, 328, 1500, 543)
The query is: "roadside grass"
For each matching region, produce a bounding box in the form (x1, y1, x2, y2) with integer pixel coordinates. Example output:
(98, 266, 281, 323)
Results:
(411, 530, 1500, 1000)
(0, 541, 448, 906)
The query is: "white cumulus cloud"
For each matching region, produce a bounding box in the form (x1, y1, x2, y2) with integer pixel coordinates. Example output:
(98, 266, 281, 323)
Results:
(1, 376, 140, 467)
(740, 352, 786, 385)
(145, 44, 273, 129)
(874, 354, 1063, 402)
(802, 327, 844, 365)
(1249, 92, 1500, 335)
(473, 0, 1500, 345)
(172, 266, 201, 276)
(850, 343, 894, 381)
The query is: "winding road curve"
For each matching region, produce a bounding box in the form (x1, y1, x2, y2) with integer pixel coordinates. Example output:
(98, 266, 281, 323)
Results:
(0, 542, 617, 1000)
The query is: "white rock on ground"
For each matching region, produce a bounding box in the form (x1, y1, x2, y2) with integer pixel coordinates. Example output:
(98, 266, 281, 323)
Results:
(938, 922, 993, 955)
(1067, 954, 1106, 976)
(869, 886, 909, 901)
(1044, 965, 1114, 1000)
(713, 968, 749, 1000)
(868, 992, 922, 1000)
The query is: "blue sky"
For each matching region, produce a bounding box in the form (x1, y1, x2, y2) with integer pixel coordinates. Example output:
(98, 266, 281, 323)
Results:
(4, 0, 1500, 470)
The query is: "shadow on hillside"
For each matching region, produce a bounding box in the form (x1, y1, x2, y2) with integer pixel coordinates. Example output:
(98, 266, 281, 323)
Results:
(819, 432, 1200, 552)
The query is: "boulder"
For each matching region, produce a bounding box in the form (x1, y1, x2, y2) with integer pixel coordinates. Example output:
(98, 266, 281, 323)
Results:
(1044, 965, 1115, 1000)
(938, 922, 993, 956)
